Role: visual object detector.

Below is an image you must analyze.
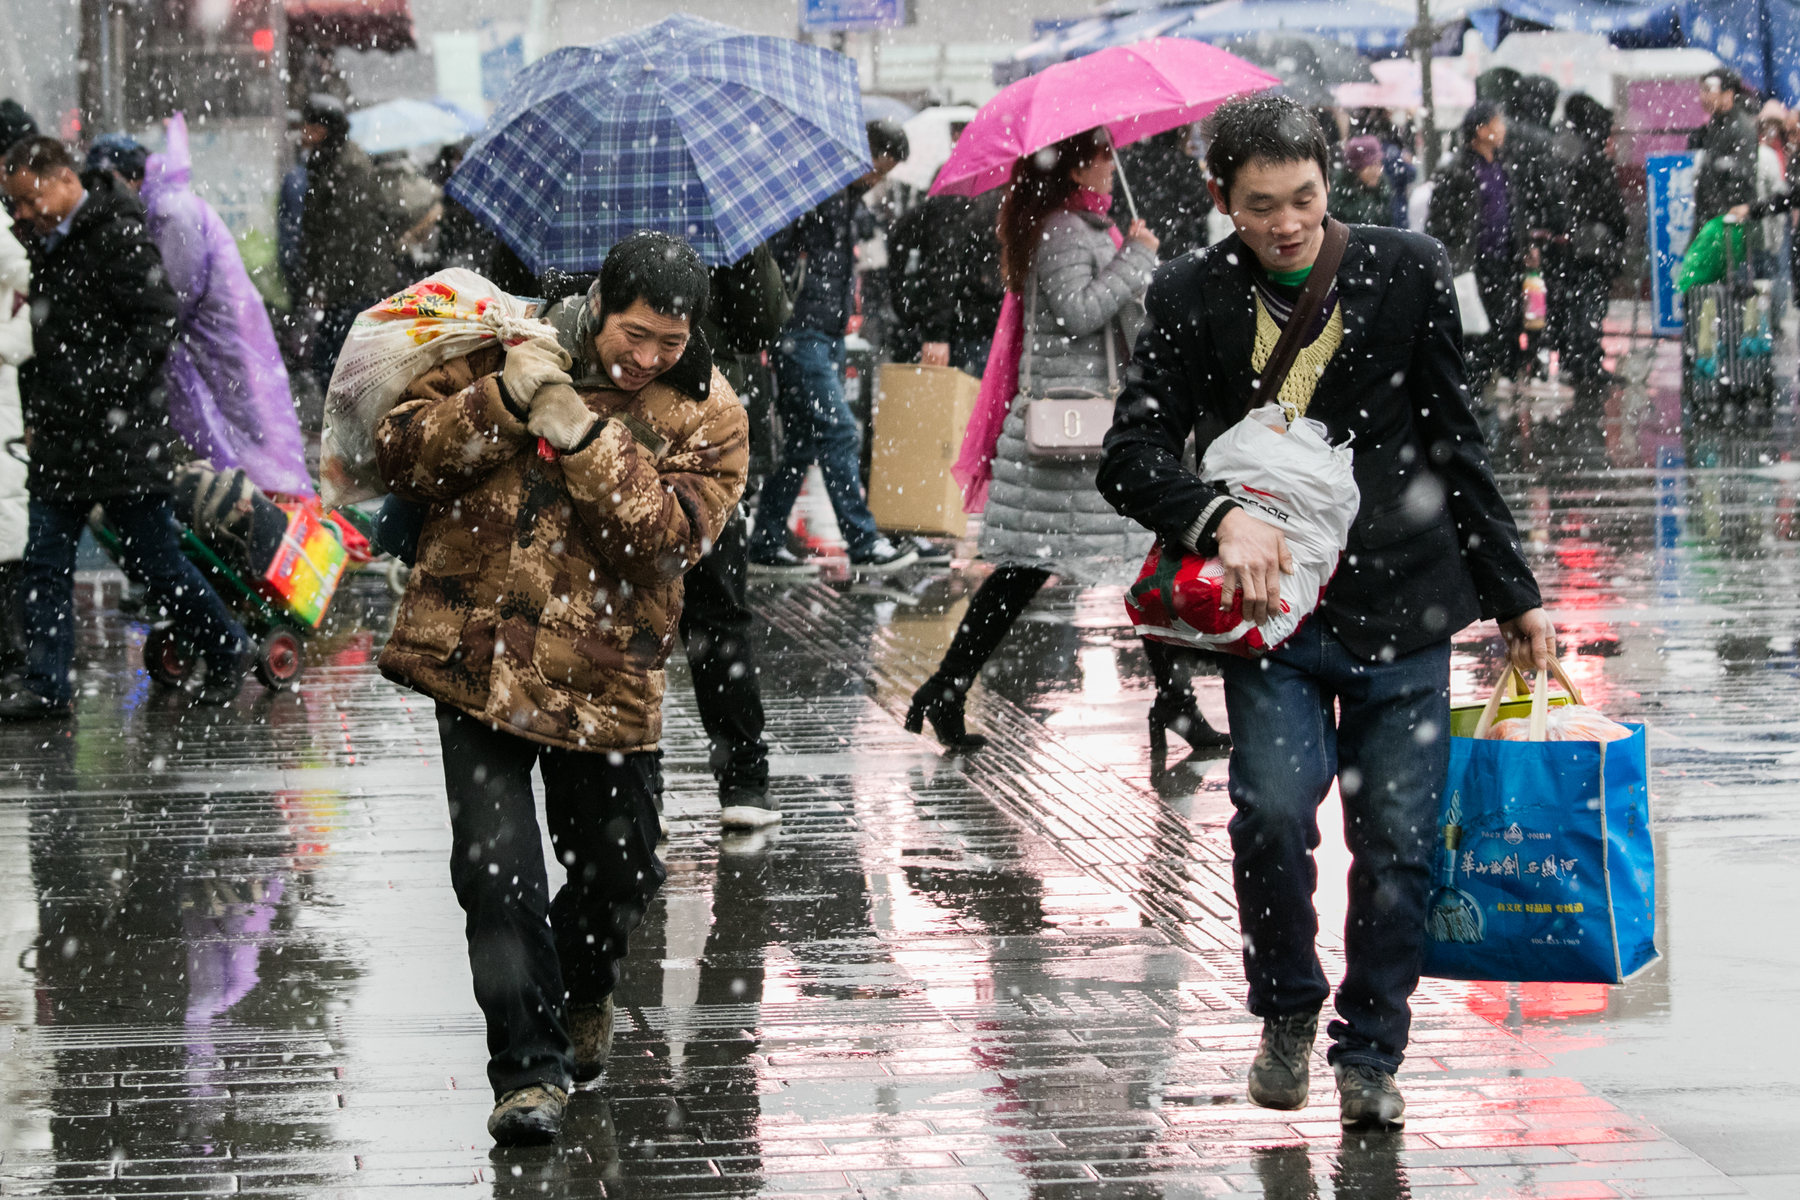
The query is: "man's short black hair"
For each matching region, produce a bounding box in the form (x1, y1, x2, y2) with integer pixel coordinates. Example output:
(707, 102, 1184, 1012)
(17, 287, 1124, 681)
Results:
(593, 230, 709, 328)
(2, 136, 77, 178)
(867, 118, 910, 163)
(1704, 67, 1745, 95)
(1202, 93, 1331, 203)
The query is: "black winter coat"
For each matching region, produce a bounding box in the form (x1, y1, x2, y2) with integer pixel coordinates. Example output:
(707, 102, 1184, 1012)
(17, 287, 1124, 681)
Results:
(18, 170, 181, 502)
(1109, 133, 1211, 260)
(1098, 226, 1541, 661)
(1689, 105, 1758, 228)
(770, 184, 873, 338)
(888, 191, 1004, 347)
(1428, 149, 1535, 276)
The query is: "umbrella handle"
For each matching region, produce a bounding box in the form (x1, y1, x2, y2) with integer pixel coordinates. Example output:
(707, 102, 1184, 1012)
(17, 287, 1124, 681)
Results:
(1115, 160, 1140, 225)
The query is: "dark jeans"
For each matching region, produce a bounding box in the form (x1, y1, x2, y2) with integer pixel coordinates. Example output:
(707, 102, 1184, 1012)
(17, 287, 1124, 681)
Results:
(23, 497, 248, 704)
(679, 508, 768, 791)
(1552, 268, 1611, 389)
(1466, 264, 1524, 401)
(753, 329, 880, 559)
(437, 705, 666, 1098)
(1217, 622, 1450, 1072)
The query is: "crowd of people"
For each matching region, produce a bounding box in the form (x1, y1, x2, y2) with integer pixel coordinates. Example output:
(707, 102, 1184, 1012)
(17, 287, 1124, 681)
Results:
(0, 63, 1735, 1151)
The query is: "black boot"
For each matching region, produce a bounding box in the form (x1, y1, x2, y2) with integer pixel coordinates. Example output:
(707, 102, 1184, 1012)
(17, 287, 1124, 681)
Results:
(1144, 638, 1231, 760)
(904, 672, 988, 752)
(1148, 690, 1232, 759)
(903, 567, 1050, 753)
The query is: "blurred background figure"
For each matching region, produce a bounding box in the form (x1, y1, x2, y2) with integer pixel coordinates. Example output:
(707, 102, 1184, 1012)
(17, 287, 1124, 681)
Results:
(1755, 102, 1791, 323)
(1431, 102, 1530, 403)
(0, 180, 31, 683)
(1690, 68, 1757, 230)
(0, 99, 36, 157)
(1332, 135, 1395, 226)
(888, 186, 1004, 376)
(1109, 125, 1211, 260)
(87, 118, 312, 497)
(1556, 94, 1629, 399)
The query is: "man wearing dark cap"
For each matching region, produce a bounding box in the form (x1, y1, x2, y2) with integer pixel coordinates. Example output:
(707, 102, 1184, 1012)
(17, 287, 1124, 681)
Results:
(0, 99, 37, 156)
(296, 94, 413, 391)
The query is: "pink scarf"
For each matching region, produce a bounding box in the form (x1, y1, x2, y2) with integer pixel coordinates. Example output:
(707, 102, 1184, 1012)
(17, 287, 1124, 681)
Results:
(952, 188, 1125, 513)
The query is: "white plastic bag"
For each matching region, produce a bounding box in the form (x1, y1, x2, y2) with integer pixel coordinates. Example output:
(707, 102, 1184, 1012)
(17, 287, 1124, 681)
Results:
(1453, 271, 1491, 337)
(1130, 403, 1359, 655)
(319, 269, 549, 508)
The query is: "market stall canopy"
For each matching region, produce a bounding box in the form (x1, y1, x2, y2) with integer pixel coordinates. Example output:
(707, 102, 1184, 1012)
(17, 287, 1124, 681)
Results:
(1219, 31, 1374, 106)
(1680, 0, 1800, 106)
(1463, 0, 1680, 48)
(1003, 0, 1474, 77)
(285, 0, 415, 52)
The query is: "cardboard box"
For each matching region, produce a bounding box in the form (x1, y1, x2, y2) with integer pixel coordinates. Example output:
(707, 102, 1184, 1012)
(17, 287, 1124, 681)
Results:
(258, 503, 348, 627)
(868, 363, 980, 538)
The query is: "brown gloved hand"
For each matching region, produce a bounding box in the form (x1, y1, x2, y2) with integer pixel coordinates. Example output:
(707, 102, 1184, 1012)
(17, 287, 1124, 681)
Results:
(501, 335, 573, 408)
(527, 383, 599, 451)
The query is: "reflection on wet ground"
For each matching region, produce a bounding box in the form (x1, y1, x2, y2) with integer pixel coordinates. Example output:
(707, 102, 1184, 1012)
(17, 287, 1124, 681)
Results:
(0, 316, 1792, 1196)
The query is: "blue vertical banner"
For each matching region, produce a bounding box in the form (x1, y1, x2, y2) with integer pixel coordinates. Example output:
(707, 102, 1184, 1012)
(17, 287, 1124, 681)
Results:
(1647, 152, 1697, 337)
(801, 0, 906, 32)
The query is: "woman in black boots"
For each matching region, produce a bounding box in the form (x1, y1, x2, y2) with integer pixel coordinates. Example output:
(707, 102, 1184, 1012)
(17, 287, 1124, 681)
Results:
(905, 128, 1230, 759)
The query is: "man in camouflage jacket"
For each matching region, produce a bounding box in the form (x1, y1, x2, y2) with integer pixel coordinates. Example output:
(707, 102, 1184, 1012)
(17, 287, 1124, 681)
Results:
(375, 233, 747, 1147)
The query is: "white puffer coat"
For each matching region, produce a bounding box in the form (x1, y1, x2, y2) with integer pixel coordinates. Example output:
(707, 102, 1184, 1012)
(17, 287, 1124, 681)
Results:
(0, 211, 31, 564)
(978, 208, 1156, 585)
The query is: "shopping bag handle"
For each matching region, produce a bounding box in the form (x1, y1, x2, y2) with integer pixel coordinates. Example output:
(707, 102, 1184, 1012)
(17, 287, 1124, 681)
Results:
(1472, 656, 1585, 740)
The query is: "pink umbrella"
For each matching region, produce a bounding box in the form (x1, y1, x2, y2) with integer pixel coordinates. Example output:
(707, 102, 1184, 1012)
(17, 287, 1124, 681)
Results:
(930, 38, 1281, 198)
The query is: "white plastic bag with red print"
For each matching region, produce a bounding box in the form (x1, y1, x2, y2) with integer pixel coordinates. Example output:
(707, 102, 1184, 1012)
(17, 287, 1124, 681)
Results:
(319, 269, 549, 508)
(1126, 404, 1359, 655)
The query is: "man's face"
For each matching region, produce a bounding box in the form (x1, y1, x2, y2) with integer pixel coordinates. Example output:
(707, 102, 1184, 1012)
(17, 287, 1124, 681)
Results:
(2, 165, 85, 235)
(594, 298, 691, 392)
(300, 121, 330, 147)
(1472, 116, 1507, 157)
(1356, 162, 1385, 187)
(1702, 80, 1735, 115)
(1208, 156, 1328, 274)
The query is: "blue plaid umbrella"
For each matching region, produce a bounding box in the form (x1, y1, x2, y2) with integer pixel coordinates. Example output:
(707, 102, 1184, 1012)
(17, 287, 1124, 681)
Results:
(448, 13, 871, 272)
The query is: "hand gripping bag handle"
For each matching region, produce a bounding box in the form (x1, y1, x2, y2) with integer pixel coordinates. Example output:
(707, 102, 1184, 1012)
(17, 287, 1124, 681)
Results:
(1250, 218, 1349, 409)
(1472, 655, 1585, 741)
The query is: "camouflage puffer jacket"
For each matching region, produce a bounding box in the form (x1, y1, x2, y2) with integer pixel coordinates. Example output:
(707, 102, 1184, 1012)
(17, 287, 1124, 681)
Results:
(375, 341, 747, 752)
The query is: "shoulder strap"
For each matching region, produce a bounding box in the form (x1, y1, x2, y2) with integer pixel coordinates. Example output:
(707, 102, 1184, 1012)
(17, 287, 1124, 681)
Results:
(1020, 269, 1036, 397)
(1250, 218, 1349, 408)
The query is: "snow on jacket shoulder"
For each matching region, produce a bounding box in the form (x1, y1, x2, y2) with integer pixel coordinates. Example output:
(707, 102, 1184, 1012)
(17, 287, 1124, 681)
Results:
(375, 338, 748, 753)
(1023, 208, 1154, 396)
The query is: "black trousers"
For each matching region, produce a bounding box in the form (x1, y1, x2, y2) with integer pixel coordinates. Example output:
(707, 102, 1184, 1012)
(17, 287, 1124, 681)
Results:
(678, 509, 769, 791)
(437, 705, 667, 1098)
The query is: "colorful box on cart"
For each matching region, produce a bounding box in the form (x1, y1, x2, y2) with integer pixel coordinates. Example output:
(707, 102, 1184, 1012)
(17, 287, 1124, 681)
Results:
(257, 503, 347, 627)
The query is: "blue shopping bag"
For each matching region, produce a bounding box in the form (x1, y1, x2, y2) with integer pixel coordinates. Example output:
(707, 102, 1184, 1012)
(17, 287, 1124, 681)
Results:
(1422, 661, 1658, 985)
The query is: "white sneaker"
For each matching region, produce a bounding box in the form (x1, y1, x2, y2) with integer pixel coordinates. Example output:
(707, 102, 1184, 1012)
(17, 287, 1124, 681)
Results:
(719, 786, 782, 830)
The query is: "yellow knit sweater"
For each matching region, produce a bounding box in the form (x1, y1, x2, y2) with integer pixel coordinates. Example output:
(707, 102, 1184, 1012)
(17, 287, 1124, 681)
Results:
(1250, 294, 1344, 419)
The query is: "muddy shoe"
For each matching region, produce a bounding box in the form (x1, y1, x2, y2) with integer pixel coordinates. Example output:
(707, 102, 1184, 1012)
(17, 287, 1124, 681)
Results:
(488, 1083, 567, 1146)
(570, 997, 615, 1083)
(1247, 1008, 1319, 1110)
(1335, 1062, 1406, 1128)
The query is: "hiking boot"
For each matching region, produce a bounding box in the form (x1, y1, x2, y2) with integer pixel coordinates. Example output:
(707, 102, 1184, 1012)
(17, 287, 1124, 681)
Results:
(487, 1083, 567, 1146)
(569, 997, 615, 1084)
(849, 538, 918, 575)
(748, 547, 820, 577)
(0, 689, 73, 721)
(1247, 1008, 1319, 1111)
(719, 784, 782, 830)
(1335, 1062, 1406, 1128)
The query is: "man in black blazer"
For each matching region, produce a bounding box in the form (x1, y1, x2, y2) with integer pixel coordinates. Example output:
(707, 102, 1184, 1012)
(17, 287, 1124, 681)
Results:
(1099, 96, 1553, 1129)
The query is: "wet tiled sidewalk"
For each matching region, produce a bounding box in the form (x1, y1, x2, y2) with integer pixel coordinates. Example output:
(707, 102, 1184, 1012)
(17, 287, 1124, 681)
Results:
(0, 557, 1753, 1198)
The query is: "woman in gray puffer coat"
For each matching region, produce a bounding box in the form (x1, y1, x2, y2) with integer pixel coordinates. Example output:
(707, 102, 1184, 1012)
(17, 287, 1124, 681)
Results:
(906, 127, 1229, 759)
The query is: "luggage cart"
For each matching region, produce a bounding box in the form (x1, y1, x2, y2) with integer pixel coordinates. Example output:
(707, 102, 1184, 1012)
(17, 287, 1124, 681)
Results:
(1682, 225, 1775, 425)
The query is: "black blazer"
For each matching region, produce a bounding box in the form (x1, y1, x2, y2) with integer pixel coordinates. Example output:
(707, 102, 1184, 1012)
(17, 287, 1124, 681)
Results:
(1097, 226, 1541, 662)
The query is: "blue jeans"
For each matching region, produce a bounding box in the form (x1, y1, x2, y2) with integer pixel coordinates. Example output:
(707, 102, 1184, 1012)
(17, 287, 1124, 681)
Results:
(1218, 622, 1451, 1072)
(751, 329, 880, 559)
(23, 496, 249, 704)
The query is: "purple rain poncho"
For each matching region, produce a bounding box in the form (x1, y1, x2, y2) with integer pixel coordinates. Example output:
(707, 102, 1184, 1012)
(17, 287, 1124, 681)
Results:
(142, 114, 313, 496)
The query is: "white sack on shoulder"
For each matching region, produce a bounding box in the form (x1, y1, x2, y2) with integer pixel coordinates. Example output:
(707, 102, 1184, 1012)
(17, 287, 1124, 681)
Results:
(319, 269, 548, 508)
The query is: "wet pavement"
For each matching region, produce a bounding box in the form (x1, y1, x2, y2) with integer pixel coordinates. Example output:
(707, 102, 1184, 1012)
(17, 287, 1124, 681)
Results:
(1, 308, 1796, 1197)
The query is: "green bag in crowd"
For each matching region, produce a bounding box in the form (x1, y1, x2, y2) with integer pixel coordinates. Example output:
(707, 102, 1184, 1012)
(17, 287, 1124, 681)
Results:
(1676, 216, 1747, 293)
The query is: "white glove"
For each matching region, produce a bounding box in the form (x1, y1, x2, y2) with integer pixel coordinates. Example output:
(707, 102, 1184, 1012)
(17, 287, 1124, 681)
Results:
(501, 335, 573, 408)
(527, 383, 599, 451)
